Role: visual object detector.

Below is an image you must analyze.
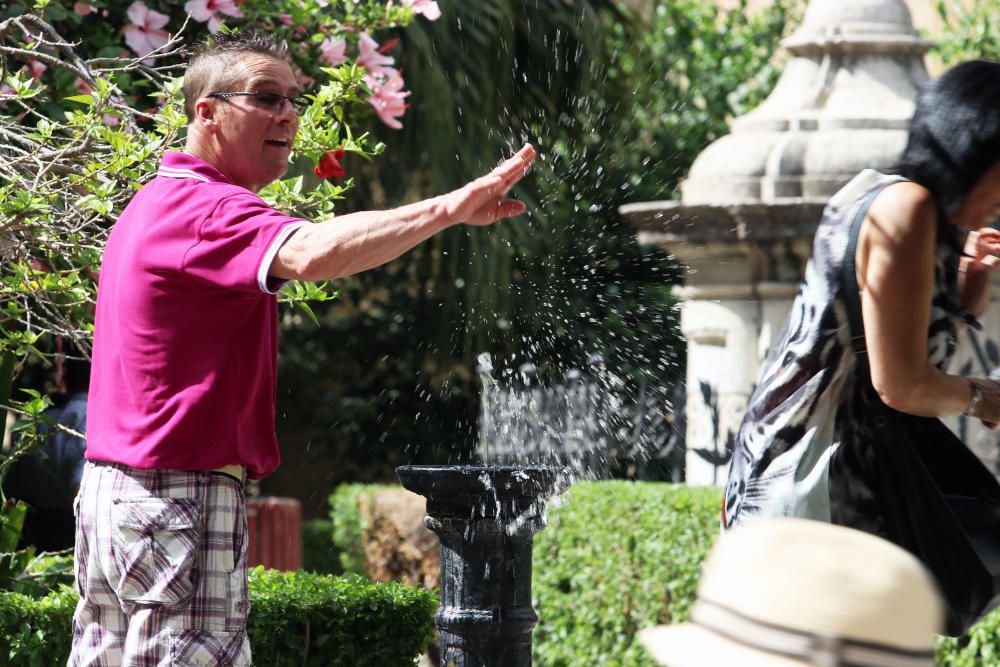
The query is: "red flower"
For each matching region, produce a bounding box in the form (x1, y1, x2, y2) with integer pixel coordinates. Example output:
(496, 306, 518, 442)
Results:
(314, 149, 346, 179)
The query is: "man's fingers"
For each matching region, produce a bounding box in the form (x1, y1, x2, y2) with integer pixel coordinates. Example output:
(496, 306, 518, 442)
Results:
(467, 198, 527, 226)
(491, 144, 536, 181)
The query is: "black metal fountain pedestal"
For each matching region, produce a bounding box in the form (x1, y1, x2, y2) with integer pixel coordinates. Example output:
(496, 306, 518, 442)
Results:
(396, 465, 564, 667)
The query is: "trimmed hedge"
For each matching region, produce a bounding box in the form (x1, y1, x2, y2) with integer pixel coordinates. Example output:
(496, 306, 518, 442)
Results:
(532, 482, 720, 666)
(0, 567, 436, 667)
(329, 480, 1000, 666)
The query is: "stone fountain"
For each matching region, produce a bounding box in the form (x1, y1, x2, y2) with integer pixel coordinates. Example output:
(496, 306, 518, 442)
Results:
(620, 0, 936, 484)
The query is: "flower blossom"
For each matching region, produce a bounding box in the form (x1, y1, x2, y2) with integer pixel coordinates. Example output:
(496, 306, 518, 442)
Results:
(0, 83, 16, 109)
(74, 2, 96, 15)
(22, 58, 47, 80)
(405, 0, 441, 21)
(123, 1, 170, 58)
(357, 33, 395, 78)
(366, 69, 410, 130)
(184, 0, 243, 34)
(319, 37, 347, 66)
(314, 149, 346, 179)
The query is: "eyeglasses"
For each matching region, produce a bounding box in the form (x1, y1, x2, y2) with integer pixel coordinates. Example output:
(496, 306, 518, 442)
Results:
(206, 91, 308, 114)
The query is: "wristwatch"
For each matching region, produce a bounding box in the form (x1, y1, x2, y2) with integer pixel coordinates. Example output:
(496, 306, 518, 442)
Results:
(965, 380, 985, 417)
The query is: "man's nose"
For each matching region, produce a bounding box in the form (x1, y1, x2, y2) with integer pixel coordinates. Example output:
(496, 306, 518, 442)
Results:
(276, 99, 298, 123)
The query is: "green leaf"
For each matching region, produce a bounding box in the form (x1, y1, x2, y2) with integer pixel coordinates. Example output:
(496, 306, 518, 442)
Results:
(64, 94, 95, 106)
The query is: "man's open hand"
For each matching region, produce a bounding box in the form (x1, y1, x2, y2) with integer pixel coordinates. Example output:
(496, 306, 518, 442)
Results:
(438, 144, 536, 227)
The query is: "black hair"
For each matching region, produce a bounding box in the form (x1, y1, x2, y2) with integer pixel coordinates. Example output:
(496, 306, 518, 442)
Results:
(895, 60, 1000, 214)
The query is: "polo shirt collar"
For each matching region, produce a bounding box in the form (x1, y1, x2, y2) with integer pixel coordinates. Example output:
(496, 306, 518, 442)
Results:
(157, 152, 233, 184)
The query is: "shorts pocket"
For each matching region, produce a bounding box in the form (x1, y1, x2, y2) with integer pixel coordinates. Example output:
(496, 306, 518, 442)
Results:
(169, 628, 251, 667)
(113, 497, 202, 606)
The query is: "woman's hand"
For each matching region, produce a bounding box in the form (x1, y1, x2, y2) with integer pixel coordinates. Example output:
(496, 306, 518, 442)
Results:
(968, 377, 1000, 430)
(959, 228, 1000, 317)
(964, 228, 1000, 268)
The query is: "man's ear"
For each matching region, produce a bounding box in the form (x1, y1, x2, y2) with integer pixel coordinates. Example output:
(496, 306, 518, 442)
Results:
(193, 98, 218, 129)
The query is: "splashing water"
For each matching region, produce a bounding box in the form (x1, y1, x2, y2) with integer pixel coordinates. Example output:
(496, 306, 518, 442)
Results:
(476, 352, 684, 482)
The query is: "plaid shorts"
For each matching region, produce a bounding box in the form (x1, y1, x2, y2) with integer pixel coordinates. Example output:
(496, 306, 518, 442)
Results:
(69, 462, 251, 666)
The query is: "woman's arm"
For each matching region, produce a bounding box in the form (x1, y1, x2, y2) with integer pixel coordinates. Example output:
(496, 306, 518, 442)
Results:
(858, 182, 1000, 423)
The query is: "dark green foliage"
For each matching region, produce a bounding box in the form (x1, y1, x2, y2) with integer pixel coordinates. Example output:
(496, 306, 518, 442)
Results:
(532, 482, 721, 666)
(301, 518, 343, 575)
(0, 569, 436, 666)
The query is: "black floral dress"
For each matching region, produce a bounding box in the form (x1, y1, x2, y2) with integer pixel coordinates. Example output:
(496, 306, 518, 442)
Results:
(723, 170, 1000, 635)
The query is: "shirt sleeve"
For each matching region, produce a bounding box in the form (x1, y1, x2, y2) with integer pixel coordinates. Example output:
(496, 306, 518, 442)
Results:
(182, 191, 307, 294)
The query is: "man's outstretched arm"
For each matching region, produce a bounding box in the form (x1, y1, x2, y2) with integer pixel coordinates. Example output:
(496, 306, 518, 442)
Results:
(270, 144, 536, 282)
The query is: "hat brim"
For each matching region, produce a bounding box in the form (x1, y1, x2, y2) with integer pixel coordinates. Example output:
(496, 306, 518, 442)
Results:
(639, 624, 809, 667)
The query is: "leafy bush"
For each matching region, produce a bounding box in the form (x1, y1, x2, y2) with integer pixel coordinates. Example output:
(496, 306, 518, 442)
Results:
(247, 568, 437, 666)
(532, 482, 721, 666)
(936, 609, 1000, 666)
(0, 568, 436, 666)
(0, 584, 77, 667)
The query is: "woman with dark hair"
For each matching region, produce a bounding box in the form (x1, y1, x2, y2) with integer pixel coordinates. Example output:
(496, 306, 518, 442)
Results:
(724, 60, 1000, 635)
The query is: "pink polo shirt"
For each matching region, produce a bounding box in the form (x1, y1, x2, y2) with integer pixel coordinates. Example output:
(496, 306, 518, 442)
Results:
(86, 152, 306, 479)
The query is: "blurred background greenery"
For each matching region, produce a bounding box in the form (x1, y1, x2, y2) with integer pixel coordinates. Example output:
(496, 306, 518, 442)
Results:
(266, 0, 796, 514)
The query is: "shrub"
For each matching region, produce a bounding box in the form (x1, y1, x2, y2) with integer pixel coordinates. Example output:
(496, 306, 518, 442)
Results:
(0, 584, 77, 667)
(937, 608, 1000, 667)
(532, 482, 721, 666)
(247, 568, 437, 666)
(0, 568, 436, 666)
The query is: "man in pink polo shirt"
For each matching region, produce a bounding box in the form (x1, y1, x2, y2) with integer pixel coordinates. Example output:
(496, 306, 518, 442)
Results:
(70, 30, 535, 666)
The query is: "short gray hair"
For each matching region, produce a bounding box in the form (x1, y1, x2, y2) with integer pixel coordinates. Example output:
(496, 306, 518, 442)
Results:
(182, 30, 292, 123)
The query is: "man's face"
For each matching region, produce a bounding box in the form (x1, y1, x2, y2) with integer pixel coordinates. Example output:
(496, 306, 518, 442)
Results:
(209, 54, 300, 193)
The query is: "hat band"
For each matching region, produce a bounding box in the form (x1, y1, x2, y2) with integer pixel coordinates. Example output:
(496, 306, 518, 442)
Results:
(691, 600, 935, 667)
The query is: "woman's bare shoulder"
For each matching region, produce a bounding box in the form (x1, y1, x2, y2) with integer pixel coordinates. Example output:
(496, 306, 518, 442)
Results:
(867, 181, 938, 237)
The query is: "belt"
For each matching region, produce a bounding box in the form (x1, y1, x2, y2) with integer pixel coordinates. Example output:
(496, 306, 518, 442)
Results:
(210, 464, 246, 485)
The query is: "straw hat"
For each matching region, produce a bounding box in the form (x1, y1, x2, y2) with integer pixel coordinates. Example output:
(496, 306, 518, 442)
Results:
(640, 519, 943, 667)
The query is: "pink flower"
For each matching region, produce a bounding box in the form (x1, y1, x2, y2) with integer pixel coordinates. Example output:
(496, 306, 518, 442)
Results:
(357, 33, 395, 77)
(24, 58, 47, 80)
(366, 69, 410, 130)
(319, 37, 347, 66)
(0, 83, 15, 109)
(184, 0, 243, 34)
(405, 0, 441, 21)
(123, 1, 170, 58)
(74, 77, 93, 95)
(74, 2, 96, 15)
(277, 13, 293, 26)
